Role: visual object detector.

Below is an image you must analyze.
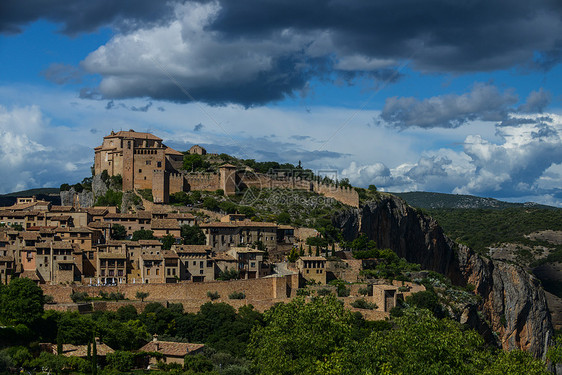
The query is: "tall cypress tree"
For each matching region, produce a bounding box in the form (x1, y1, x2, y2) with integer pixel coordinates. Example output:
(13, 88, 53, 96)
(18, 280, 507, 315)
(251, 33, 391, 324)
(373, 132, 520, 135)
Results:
(92, 335, 97, 375)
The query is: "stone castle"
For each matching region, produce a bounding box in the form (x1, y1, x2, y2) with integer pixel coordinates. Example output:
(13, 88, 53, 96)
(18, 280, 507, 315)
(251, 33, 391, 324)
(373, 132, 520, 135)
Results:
(94, 129, 359, 207)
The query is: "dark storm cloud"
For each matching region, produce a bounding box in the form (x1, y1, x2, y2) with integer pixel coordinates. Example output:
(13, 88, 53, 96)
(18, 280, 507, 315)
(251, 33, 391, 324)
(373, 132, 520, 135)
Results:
(208, 0, 562, 72)
(4, 0, 562, 106)
(380, 83, 519, 129)
(193, 123, 204, 132)
(0, 0, 179, 35)
(518, 89, 552, 113)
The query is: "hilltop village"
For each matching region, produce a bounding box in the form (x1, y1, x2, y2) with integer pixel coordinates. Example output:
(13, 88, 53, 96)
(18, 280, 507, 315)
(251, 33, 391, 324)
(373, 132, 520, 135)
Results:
(0, 130, 422, 318)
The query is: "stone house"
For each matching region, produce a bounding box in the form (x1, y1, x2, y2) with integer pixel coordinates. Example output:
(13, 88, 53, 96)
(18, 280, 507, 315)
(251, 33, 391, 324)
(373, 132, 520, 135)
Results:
(139, 335, 205, 366)
(296, 256, 327, 284)
(200, 221, 278, 252)
(173, 245, 215, 282)
(226, 247, 266, 279)
(140, 253, 164, 283)
(188, 144, 207, 155)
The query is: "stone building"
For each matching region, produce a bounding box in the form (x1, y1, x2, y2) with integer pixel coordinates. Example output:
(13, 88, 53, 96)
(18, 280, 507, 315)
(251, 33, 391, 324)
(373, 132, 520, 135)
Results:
(94, 130, 183, 204)
(188, 145, 207, 155)
(296, 256, 327, 284)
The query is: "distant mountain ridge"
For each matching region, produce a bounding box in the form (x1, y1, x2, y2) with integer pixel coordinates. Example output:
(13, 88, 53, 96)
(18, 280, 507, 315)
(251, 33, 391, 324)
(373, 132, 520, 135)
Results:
(393, 191, 555, 210)
(0, 187, 60, 206)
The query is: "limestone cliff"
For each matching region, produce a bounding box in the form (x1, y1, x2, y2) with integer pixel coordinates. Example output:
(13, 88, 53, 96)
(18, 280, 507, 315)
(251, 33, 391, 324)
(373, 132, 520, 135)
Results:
(333, 195, 553, 357)
(60, 188, 94, 208)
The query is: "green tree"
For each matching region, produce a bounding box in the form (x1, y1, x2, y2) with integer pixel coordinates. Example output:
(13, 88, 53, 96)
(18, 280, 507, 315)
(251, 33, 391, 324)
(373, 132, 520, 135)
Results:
(183, 154, 209, 171)
(184, 353, 213, 372)
(106, 350, 135, 372)
(219, 201, 238, 214)
(0, 277, 44, 326)
(277, 212, 291, 225)
(132, 229, 155, 241)
(136, 291, 149, 302)
(203, 196, 219, 211)
(161, 234, 176, 250)
(111, 224, 127, 240)
(181, 224, 206, 245)
(59, 183, 71, 191)
(248, 296, 355, 375)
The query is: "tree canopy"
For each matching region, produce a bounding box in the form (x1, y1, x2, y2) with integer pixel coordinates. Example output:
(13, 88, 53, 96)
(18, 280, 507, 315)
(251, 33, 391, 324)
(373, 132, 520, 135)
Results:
(0, 277, 44, 326)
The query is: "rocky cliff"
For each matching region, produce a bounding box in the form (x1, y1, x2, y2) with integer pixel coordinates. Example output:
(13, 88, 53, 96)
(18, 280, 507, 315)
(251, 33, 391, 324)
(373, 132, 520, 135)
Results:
(333, 195, 553, 357)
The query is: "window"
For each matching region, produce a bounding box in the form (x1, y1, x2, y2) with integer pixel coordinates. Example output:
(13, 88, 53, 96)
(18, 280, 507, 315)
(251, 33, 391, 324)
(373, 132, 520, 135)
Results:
(156, 268, 159, 275)
(146, 160, 151, 165)
(101, 270, 106, 276)
(109, 270, 114, 276)
(200, 261, 204, 268)
(251, 262, 255, 268)
(139, 169, 142, 173)
(200, 270, 204, 275)
(147, 269, 151, 275)
(118, 270, 123, 276)
(167, 268, 171, 276)
(89, 252, 94, 260)
(157, 161, 162, 168)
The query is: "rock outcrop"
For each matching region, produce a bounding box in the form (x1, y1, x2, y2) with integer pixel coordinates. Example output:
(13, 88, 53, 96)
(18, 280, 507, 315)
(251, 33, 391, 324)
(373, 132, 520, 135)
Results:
(60, 188, 94, 208)
(333, 195, 553, 357)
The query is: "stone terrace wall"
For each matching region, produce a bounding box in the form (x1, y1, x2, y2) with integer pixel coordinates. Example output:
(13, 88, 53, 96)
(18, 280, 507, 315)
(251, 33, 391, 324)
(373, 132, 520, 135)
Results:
(41, 275, 297, 305)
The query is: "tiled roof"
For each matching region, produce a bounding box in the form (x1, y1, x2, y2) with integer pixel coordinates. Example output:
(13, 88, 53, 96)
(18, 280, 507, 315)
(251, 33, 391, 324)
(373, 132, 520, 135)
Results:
(151, 219, 180, 230)
(138, 240, 162, 246)
(164, 146, 183, 156)
(44, 342, 114, 357)
(200, 220, 277, 229)
(50, 215, 71, 221)
(98, 252, 127, 259)
(22, 232, 41, 240)
(85, 208, 109, 216)
(174, 245, 211, 254)
(167, 213, 195, 219)
(50, 206, 74, 212)
(141, 254, 163, 261)
(299, 256, 326, 261)
(139, 341, 204, 357)
(104, 130, 162, 141)
(162, 250, 179, 259)
(20, 270, 41, 281)
(88, 221, 111, 229)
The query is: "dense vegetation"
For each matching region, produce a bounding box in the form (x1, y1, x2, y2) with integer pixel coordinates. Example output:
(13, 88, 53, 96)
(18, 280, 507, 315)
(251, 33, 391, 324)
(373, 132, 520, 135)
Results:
(0, 278, 555, 374)
(426, 207, 562, 254)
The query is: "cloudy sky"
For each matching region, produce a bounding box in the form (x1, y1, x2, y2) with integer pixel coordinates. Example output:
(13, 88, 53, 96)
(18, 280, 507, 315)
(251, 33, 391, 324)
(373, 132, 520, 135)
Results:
(1, 0, 562, 206)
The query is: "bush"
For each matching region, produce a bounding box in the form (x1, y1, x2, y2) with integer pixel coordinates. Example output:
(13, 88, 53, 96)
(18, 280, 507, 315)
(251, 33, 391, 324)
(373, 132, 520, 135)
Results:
(70, 291, 90, 303)
(296, 289, 311, 296)
(351, 298, 377, 310)
(44, 295, 55, 304)
(207, 291, 220, 300)
(132, 229, 155, 241)
(203, 197, 219, 211)
(228, 292, 246, 300)
(106, 350, 135, 372)
(217, 268, 240, 281)
(138, 189, 154, 202)
(316, 288, 332, 296)
(358, 286, 370, 296)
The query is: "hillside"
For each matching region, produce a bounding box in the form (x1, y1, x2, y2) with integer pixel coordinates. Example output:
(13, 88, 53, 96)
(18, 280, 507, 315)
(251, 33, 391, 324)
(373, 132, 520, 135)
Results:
(0, 188, 60, 206)
(394, 191, 554, 209)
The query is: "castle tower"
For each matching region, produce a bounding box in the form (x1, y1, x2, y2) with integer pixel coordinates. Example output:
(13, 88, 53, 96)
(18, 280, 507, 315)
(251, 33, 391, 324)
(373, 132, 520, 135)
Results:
(122, 137, 135, 191)
(219, 164, 237, 196)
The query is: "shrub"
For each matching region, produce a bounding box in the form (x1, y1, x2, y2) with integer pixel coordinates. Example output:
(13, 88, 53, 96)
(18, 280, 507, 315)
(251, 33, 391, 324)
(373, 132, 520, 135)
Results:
(228, 291, 246, 300)
(70, 291, 90, 303)
(316, 288, 332, 296)
(358, 286, 370, 296)
(217, 268, 240, 281)
(135, 291, 149, 302)
(44, 295, 55, 304)
(351, 298, 377, 310)
(138, 189, 154, 202)
(296, 289, 311, 296)
(207, 291, 220, 300)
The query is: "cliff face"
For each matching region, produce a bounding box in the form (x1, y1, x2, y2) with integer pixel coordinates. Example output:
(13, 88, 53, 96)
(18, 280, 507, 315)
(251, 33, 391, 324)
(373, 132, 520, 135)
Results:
(333, 195, 553, 357)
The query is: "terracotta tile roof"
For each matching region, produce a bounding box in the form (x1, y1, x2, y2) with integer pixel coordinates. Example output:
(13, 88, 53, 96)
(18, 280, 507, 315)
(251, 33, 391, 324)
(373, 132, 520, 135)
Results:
(139, 341, 205, 357)
(212, 253, 236, 261)
(104, 130, 162, 141)
(98, 252, 127, 259)
(22, 232, 41, 240)
(151, 219, 180, 230)
(200, 220, 277, 229)
(299, 256, 326, 261)
(174, 245, 211, 254)
(138, 240, 162, 246)
(141, 254, 163, 261)
(164, 146, 183, 156)
(0, 255, 14, 262)
(88, 221, 111, 229)
(167, 213, 195, 219)
(85, 208, 109, 216)
(44, 342, 114, 357)
(50, 215, 71, 221)
(162, 250, 179, 259)
(50, 206, 74, 212)
(20, 270, 41, 281)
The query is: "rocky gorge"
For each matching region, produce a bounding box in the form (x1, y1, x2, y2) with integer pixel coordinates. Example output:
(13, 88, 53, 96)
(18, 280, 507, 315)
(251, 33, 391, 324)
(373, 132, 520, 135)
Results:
(333, 194, 553, 358)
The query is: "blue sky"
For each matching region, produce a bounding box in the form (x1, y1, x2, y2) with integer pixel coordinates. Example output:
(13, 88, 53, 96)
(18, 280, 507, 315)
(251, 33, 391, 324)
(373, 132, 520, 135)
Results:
(1, 0, 562, 206)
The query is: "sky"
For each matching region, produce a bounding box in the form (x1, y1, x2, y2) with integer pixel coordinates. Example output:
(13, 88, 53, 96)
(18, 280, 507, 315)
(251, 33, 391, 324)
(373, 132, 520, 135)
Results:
(1, 0, 562, 206)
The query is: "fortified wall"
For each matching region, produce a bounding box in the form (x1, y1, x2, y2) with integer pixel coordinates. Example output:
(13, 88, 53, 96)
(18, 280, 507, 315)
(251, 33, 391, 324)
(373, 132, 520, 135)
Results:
(181, 170, 360, 207)
(41, 274, 299, 305)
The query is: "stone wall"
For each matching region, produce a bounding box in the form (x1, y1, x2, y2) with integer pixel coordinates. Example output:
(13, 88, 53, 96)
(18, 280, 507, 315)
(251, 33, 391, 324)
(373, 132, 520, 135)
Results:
(185, 173, 220, 191)
(41, 275, 297, 304)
